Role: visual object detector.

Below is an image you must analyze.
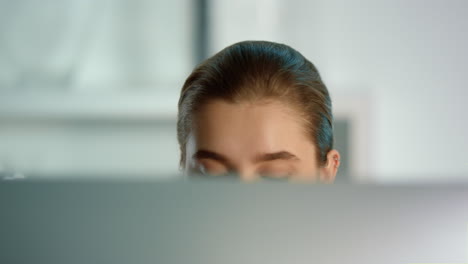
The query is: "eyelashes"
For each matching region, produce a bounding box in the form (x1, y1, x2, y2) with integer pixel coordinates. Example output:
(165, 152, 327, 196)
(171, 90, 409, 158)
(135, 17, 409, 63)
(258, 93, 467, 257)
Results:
(192, 167, 292, 180)
(191, 160, 295, 179)
(189, 168, 237, 180)
(189, 162, 232, 177)
(257, 172, 292, 180)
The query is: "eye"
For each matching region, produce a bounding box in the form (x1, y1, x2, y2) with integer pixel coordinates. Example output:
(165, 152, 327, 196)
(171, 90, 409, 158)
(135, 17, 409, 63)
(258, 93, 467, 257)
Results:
(261, 176, 289, 182)
(256, 164, 295, 180)
(257, 170, 292, 180)
(198, 160, 229, 176)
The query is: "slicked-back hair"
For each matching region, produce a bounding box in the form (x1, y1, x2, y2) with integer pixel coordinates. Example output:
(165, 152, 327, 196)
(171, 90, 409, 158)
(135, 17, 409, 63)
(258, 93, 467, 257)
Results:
(177, 41, 333, 167)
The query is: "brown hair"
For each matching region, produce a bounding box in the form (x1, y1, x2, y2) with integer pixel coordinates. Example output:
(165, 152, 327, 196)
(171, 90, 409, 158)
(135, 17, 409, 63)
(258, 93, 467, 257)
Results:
(177, 40, 333, 167)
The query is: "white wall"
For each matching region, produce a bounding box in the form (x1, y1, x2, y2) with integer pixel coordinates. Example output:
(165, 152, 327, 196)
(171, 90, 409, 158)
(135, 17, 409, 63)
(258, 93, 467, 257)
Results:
(210, 0, 468, 182)
(0, 0, 190, 179)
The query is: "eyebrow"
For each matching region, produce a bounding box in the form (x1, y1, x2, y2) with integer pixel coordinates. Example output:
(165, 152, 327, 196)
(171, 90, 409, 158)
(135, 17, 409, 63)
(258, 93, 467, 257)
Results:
(193, 150, 230, 164)
(193, 149, 299, 165)
(254, 151, 300, 163)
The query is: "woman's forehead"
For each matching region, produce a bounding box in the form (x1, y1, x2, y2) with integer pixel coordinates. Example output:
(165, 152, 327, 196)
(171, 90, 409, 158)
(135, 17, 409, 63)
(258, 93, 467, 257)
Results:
(190, 99, 314, 158)
(195, 99, 300, 133)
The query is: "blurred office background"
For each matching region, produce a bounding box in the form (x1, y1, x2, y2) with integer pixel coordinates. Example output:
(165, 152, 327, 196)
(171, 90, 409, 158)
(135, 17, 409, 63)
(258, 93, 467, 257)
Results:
(0, 0, 467, 183)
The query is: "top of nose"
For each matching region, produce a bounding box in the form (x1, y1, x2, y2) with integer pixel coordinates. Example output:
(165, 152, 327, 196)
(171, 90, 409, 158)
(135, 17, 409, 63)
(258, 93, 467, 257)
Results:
(237, 169, 260, 182)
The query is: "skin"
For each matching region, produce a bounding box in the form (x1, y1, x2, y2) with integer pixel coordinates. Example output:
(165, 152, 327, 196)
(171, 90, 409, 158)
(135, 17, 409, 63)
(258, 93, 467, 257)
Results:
(184, 99, 340, 182)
